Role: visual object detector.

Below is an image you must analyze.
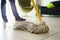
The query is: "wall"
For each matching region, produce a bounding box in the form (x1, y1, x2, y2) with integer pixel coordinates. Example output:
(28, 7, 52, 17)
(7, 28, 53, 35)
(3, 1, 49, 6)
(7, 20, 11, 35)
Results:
(36, 0, 59, 6)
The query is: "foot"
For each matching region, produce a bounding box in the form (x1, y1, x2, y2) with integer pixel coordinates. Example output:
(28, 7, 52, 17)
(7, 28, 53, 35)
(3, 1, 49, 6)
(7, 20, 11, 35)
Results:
(3, 20, 8, 29)
(4, 20, 8, 23)
(16, 18, 26, 21)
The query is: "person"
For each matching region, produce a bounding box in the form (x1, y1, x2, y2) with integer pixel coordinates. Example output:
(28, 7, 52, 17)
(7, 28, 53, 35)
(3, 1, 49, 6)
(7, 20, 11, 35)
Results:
(1, 0, 26, 22)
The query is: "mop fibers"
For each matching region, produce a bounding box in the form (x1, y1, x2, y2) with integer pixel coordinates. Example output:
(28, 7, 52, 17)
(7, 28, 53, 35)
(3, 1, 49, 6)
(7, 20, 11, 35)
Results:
(13, 21, 49, 34)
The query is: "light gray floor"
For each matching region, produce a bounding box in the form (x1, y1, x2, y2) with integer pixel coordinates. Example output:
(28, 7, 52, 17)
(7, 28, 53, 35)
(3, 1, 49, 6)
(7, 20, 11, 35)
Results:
(0, 17, 60, 40)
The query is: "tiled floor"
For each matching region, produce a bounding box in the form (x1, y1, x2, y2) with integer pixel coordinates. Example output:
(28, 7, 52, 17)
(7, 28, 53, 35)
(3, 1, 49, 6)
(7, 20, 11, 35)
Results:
(0, 17, 60, 40)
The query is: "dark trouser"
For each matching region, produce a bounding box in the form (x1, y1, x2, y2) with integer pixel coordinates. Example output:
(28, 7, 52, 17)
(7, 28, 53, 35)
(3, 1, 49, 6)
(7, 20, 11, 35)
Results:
(1, 0, 21, 22)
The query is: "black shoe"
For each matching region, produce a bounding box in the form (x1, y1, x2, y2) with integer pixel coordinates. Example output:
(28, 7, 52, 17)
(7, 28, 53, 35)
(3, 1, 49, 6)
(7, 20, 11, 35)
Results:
(16, 18, 26, 21)
(4, 19, 8, 23)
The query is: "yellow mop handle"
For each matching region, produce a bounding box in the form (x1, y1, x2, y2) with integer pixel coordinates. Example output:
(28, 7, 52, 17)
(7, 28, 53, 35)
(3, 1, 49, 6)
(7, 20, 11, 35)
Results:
(31, 0, 42, 22)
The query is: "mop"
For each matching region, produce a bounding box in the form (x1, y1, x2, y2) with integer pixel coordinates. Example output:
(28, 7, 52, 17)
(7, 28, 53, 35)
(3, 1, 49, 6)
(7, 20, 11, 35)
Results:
(27, 0, 49, 34)
(13, 0, 49, 34)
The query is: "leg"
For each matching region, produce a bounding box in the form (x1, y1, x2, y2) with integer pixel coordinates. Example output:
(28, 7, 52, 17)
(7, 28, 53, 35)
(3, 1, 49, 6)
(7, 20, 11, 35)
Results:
(1, 0, 8, 22)
(9, 0, 26, 21)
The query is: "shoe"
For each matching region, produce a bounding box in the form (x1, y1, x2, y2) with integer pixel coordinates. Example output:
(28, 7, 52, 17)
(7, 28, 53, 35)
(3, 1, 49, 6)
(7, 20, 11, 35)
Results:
(3, 19, 8, 23)
(16, 18, 26, 21)
(3, 21, 8, 29)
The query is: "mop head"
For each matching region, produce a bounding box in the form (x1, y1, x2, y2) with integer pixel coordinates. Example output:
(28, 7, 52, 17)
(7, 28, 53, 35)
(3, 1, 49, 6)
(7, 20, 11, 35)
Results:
(13, 21, 49, 34)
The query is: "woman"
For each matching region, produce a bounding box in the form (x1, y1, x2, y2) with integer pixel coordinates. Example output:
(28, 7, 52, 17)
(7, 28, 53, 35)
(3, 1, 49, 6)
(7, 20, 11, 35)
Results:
(1, 0, 26, 22)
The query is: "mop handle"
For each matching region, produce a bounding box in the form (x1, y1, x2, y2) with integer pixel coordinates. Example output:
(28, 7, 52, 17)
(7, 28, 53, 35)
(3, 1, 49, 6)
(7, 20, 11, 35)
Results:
(31, 0, 42, 22)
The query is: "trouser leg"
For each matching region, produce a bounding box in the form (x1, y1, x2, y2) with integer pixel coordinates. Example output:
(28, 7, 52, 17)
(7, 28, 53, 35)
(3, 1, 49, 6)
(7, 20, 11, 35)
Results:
(9, 0, 20, 19)
(9, 0, 26, 21)
(1, 0, 8, 22)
